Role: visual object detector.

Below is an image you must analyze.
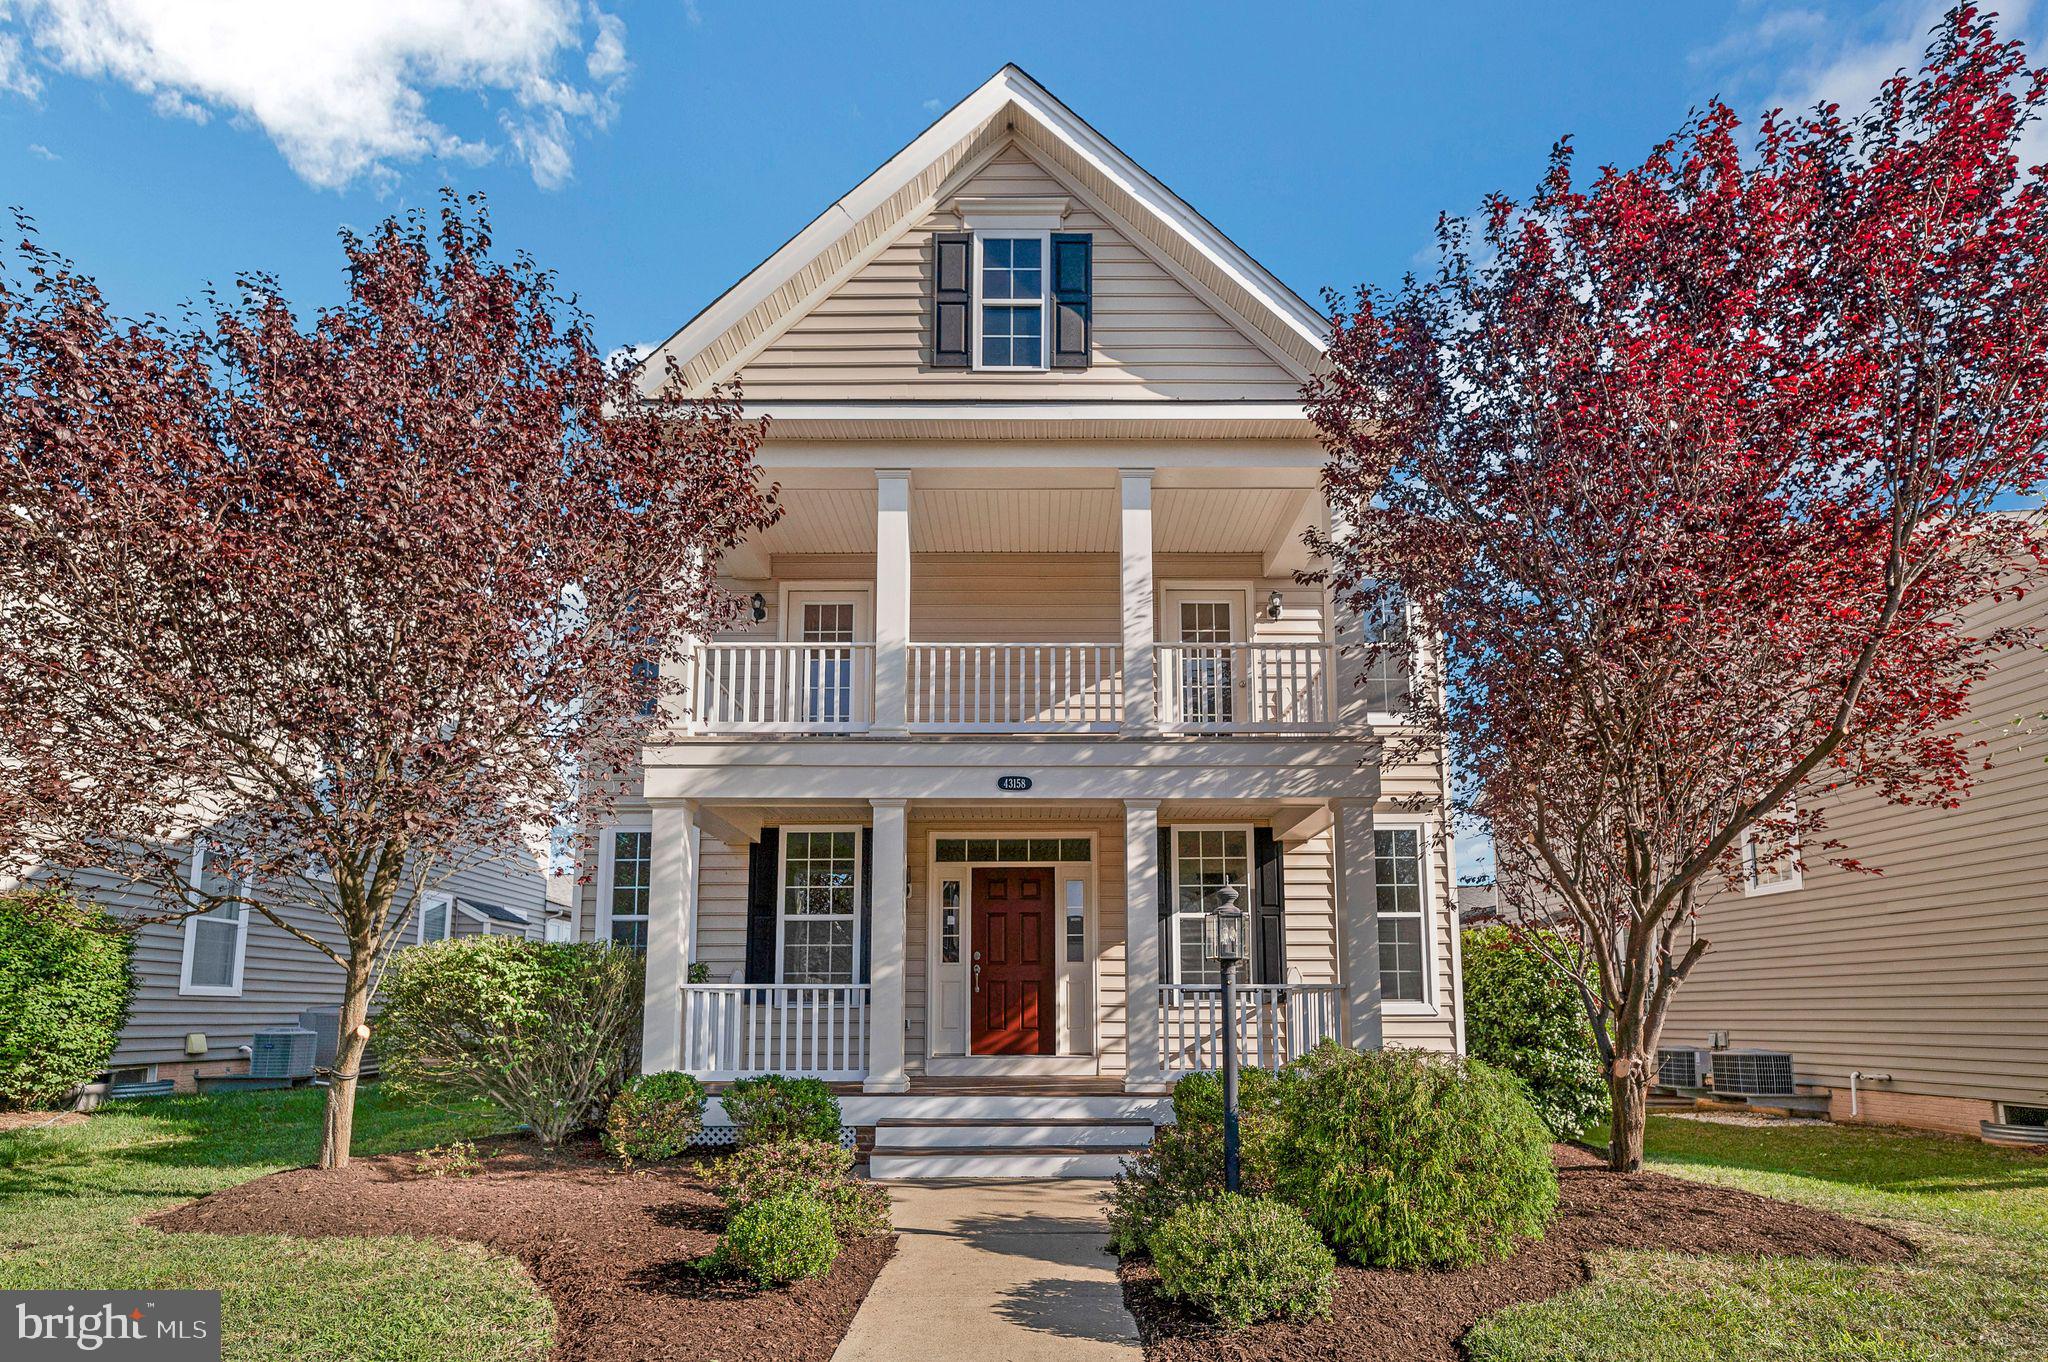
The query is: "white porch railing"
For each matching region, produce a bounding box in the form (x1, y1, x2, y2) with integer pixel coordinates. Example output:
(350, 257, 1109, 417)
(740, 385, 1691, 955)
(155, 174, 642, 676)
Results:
(687, 642, 875, 733)
(907, 642, 1124, 732)
(1156, 643, 1334, 733)
(681, 983, 870, 1080)
(1157, 983, 1343, 1073)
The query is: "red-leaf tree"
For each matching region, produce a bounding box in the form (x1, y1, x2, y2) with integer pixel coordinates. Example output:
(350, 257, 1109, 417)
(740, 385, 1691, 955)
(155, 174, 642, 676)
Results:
(1308, 7, 2048, 1171)
(0, 196, 776, 1166)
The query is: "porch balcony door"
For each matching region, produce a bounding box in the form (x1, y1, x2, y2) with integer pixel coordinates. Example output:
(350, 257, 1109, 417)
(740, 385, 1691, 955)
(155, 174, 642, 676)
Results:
(1171, 596, 1238, 727)
(971, 867, 1055, 1055)
(787, 594, 866, 727)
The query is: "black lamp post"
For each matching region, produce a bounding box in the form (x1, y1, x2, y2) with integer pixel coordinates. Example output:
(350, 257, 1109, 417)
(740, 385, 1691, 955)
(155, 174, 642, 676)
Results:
(1205, 883, 1249, 1192)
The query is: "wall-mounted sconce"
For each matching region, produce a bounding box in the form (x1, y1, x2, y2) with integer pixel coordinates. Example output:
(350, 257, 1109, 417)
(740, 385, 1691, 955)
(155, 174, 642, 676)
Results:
(749, 592, 767, 624)
(1265, 590, 1284, 620)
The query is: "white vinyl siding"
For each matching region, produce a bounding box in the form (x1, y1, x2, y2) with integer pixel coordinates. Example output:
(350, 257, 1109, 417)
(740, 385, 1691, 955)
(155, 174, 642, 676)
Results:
(735, 142, 1302, 401)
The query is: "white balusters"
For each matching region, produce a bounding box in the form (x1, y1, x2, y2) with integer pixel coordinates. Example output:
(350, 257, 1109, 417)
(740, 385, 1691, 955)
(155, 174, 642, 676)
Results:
(680, 983, 871, 1080)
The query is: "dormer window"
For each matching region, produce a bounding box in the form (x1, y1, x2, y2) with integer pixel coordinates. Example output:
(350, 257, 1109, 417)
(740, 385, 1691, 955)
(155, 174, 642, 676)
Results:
(977, 235, 1045, 369)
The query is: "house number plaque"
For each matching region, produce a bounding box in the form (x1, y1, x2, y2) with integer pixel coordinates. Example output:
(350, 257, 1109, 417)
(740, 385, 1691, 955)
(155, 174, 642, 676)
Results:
(996, 775, 1033, 791)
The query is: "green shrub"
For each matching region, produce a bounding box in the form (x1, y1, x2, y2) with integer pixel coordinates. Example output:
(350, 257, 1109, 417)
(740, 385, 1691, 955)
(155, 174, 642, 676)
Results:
(604, 1071, 708, 1165)
(1461, 925, 1608, 1138)
(708, 1136, 890, 1239)
(722, 1073, 841, 1146)
(411, 1139, 483, 1179)
(377, 937, 644, 1144)
(1105, 1066, 1281, 1257)
(0, 889, 134, 1109)
(1273, 1043, 1558, 1269)
(714, 1191, 840, 1286)
(1151, 1194, 1335, 1328)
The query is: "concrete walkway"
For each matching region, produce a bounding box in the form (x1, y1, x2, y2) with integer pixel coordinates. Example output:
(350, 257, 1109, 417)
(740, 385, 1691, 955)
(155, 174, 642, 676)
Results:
(832, 1180, 1143, 1362)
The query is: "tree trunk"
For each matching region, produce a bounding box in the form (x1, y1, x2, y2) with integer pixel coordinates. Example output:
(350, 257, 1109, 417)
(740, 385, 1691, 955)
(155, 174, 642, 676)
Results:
(318, 953, 375, 1170)
(1606, 1051, 1651, 1173)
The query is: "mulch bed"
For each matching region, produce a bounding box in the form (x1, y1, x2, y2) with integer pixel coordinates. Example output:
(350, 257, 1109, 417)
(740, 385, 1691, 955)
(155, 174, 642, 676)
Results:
(149, 1136, 894, 1362)
(1120, 1144, 1913, 1362)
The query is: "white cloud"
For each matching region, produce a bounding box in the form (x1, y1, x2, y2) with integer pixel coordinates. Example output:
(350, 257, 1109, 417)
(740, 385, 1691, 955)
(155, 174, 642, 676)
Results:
(921, 97, 943, 114)
(0, 0, 631, 191)
(681, 0, 702, 28)
(25, 139, 55, 159)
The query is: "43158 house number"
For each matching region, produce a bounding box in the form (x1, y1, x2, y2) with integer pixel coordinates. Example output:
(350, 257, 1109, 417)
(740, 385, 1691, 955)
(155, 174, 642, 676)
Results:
(996, 775, 1033, 791)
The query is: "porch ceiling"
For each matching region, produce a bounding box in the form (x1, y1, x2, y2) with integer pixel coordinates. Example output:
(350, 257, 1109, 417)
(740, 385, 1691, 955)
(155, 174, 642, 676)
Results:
(689, 797, 1332, 846)
(742, 482, 1315, 558)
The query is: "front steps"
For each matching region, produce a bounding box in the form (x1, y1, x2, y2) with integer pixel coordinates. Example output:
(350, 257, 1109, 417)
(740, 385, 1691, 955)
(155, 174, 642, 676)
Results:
(868, 1116, 1155, 1180)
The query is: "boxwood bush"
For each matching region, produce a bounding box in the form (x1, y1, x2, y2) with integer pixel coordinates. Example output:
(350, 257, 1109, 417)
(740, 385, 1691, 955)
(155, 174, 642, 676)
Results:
(714, 1190, 840, 1286)
(1105, 1065, 1281, 1257)
(0, 889, 133, 1109)
(722, 1073, 841, 1146)
(1461, 925, 1608, 1138)
(604, 1070, 708, 1165)
(1151, 1194, 1335, 1327)
(708, 1136, 890, 1239)
(1273, 1043, 1558, 1268)
(377, 937, 643, 1144)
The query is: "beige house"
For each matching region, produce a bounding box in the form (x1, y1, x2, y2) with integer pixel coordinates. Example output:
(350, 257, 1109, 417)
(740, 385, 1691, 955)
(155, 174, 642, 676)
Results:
(1663, 586, 2048, 1141)
(576, 66, 1461, 1177)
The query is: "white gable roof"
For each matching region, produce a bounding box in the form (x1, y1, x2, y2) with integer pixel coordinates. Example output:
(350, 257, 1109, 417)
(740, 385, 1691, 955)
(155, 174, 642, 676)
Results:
(640, 65, 1328, 402)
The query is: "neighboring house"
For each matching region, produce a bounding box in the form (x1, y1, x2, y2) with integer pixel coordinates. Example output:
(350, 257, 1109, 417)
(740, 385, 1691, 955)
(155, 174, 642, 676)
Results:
(1456, 883, 1500, 924)
(68, 838, 547, 1094)
(576, 66, 1463, 1177)
(1663, 585, 2048, 1142)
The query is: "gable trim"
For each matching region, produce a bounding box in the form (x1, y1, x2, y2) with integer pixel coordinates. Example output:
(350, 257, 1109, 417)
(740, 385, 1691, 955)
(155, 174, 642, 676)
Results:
(640, 65, 1326, 398)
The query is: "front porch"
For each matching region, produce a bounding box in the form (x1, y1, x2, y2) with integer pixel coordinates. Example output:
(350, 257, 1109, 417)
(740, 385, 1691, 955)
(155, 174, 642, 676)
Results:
(632, 795, 1444, 1096)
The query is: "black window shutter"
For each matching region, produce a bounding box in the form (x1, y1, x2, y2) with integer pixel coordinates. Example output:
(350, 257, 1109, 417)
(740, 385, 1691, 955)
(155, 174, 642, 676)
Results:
(859, 827, 874, 985)
(1050, 232, 1093, 369)
(931, 232, 972, 368)
(744, 828, 780, 986)
(1155, 825, 1174, 979)
(1253, 827, 1286, 984)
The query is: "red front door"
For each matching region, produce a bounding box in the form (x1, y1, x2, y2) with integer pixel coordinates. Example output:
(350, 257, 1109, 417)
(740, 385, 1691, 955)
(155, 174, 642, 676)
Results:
(972, 867, 1055, 1055)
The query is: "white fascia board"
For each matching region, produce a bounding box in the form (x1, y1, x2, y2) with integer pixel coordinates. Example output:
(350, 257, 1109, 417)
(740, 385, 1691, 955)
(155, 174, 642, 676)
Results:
(642, 65, 1328, 392)
(751, 400, 1308, 425)
(997, 66, 1330, 354)
(638, 75, 1023, 394)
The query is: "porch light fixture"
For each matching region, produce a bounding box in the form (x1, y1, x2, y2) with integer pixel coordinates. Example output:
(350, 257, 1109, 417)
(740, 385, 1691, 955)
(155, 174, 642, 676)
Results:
(1205, 884, 1249, 1192)
(749, 592, 767, 623)
(1264, 590, 1284, 620)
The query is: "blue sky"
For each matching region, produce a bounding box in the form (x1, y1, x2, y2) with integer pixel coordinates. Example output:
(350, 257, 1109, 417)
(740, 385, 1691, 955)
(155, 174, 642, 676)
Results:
(0, 0, 2025, 880)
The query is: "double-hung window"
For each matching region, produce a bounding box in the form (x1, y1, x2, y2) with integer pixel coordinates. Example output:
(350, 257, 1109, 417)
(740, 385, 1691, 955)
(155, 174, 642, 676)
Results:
(977, 235, 1045, 369)
(418, 892, 455, 944)
(1171, 827, 1250, 986)
(779, 829, 860, 984)
(1363, 597, 1415, 716)
(1741, 814, 1801, 896)
(1375, 826, 1429, 1004)
(607, 829, 652, 950)
(180, 839, 250, 997)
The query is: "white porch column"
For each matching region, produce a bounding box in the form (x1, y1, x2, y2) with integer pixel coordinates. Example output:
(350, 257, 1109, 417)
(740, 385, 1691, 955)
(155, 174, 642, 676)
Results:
(874, 469, 912, 735)
(864, 798, 910, 1093)
(1123, 798, 1164, 1091)
(1119, 469, 1157, 735)
(1332, 798, 1384, 1050)
(640, 802, 699, 1074)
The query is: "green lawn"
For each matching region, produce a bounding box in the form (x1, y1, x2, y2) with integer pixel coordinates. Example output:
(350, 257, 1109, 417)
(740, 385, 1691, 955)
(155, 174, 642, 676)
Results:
(1466, 1115, 2048, 1362)
(0, 1086, 552, 1362)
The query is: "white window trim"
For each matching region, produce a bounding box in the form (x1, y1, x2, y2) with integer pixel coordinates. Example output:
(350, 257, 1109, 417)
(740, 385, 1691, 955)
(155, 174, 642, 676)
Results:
(971, 230, 1051, 372)
(1168, 823, 1256, 986)
(596, 815, 654, 945)
(1741, 822, 1803, 897)
(1362, 594, 1422, 726)
(417, 890, 456, 944)
(1373, 815, 1441, 1016)
(178, 839, 250, 998)
(776, 824, 864, 986)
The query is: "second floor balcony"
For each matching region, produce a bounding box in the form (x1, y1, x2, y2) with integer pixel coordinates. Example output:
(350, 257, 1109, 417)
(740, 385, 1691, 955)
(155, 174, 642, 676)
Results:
(664, 465, 1409, 743)
(682, 636, 1342, 736)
